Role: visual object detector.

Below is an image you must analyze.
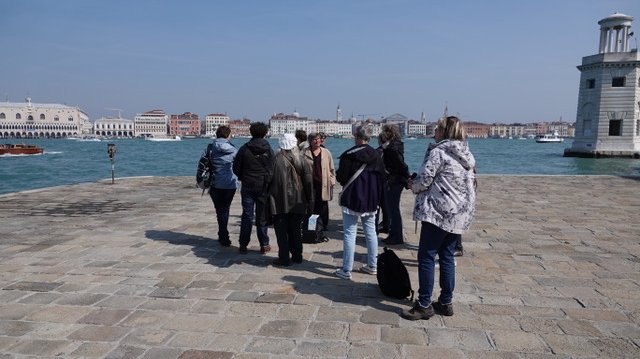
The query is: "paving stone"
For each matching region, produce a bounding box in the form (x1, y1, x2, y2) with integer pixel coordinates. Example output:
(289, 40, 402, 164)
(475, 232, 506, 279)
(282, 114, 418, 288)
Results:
(140, 347, 185, 359)
(254, 293, 295, 304)
(3, 281, 63, 292)
(245, 337, 296, 355)
(0, 303, 40, 320)
(121, 328, 174, 346)
(178, 349, 234, 359)
(347, 342, 402, 358)
(8, 339, 72, 356)
(120, 310, 173, 327)
(212, 316, 264, 334)
(360, 308, 399, 326)
(380, 326, 427, 345)
(67, 325, 130, 342)
(168, 332, 215, 348)
(305, 321, 348, 340)
(78, 308, 132, 325)
(104, 344, 146, 359)
(491, 329, 550, 353)
(69, 342, 115, 358)
(0, 320, 37, 336)
(257, 320, 308, 338)
(293, 340, 349, 357)
(427, 328, 493, 350)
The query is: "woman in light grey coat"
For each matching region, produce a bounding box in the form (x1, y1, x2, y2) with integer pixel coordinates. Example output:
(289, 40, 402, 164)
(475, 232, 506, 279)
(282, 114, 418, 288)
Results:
(401, 116, 476, 321)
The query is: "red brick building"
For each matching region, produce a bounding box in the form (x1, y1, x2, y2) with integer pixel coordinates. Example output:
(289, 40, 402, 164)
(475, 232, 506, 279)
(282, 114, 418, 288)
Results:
(169, 112, 200, 137)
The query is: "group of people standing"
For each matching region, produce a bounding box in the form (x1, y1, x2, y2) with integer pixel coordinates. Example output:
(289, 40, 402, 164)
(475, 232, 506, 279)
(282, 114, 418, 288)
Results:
(201, 117, 476, 321)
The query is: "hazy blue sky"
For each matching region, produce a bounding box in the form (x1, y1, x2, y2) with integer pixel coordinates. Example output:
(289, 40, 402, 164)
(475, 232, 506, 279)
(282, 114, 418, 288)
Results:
(1, 0, 639, 123)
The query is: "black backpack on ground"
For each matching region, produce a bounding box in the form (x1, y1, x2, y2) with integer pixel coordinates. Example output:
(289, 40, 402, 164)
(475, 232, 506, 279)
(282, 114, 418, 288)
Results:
(376, 247, 414, 300)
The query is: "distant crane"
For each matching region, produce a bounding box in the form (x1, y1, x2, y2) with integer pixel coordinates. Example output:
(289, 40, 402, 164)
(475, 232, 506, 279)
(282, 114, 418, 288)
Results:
(104, 108, 123, 118)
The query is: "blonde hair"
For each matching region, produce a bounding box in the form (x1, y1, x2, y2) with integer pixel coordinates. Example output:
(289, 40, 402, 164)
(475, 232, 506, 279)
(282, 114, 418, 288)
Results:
(436, 116, 466, 140)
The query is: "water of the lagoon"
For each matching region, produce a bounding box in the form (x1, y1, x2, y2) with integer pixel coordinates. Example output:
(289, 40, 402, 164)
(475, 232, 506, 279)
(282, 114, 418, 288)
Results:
(1, 137, 639, 195)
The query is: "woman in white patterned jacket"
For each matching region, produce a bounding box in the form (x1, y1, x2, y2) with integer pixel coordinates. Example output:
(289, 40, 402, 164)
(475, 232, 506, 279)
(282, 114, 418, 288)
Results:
(400, 116, 476, 321)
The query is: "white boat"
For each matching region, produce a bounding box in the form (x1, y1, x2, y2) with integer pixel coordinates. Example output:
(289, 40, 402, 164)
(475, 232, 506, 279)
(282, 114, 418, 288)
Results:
(146, 136, 181, 142)
(535, 131, 564, 143)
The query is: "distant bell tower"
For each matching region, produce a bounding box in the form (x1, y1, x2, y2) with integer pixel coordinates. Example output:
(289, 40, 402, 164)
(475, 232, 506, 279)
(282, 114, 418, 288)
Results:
(565, 13, 640, 158)
(337, 104, 342, 121)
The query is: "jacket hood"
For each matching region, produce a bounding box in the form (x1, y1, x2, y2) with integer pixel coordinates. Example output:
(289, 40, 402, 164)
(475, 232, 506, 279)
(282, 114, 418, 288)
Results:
(341, 144, 379, 164)
(212, 138, 236, 155)
(386, 139, 404, 153)
(245, 138, 272, 155)
(434, 140, 475, 170)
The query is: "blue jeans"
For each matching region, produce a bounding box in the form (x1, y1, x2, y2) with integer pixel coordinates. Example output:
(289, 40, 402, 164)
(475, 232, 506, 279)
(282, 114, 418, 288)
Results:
(384, 182, 405, 242)
(341, 211, 378, 273)
(239, 188, 269, 247)
(417, 221, 459, 307)
(209, 188, 236, 243)
(273, 213, 304, 264)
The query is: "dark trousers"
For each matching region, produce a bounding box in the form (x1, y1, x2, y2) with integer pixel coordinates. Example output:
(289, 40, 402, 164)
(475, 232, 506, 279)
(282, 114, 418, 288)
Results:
(384, 182, 404, 242)
(239, 188, 269, 247)
(209, 188, 236, 244)
(313, 183, 329, 231)
(273, 213, 304, 264)
(376, 187, 389, 231)
(417, 221, 459, 307)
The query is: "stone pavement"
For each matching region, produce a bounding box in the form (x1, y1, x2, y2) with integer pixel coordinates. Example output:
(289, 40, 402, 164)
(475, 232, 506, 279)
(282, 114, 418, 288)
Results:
(0, 175, 639, 358)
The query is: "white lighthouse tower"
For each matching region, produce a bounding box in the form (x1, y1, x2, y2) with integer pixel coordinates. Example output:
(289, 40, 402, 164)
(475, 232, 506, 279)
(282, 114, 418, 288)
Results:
(565, 13, 640, 158)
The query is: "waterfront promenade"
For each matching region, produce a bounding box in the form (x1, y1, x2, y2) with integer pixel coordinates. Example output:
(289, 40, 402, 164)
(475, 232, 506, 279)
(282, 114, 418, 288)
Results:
(0, 175, 639, 358)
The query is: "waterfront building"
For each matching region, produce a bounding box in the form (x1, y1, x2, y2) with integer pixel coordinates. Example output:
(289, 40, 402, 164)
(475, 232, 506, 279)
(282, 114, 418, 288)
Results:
(94, 117, 135, 138)
(465, 121, 491, 138)
(228, 118, 252, 137)
(316, 120, 354, 137)
(0, 98, 89, 138)
(489, 124, 526, 138)
(407, 121, 428, 138)
(134, 109, 168, 138)
(169, 112, 200, 137)
(566, 13, 640, 158)
(268, 112, 310, 135)
(204, 113, 229, 137)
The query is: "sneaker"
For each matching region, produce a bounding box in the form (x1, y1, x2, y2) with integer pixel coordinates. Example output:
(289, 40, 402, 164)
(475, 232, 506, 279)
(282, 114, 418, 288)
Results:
(334, 268, 352, 280)
(432, 301, 454, 316)
(238, 245, 248, 254)
(360, 265, 377, 275)
(260, 245, 271, 254)
(453, 249, 463, 257)
(400, 302, 435, 321)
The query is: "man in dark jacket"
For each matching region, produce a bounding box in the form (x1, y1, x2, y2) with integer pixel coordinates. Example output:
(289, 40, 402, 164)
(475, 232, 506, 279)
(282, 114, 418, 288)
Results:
(334, 125, 385, 280)
(232, 122, 275, 254)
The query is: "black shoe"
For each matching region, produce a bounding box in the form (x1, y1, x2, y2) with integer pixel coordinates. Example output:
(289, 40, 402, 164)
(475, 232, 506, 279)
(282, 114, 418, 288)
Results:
(218, 240, 231, 247)
(378, 227, 389, 234)
(453, 249, 463, 257)
(260, 245, 271, 254)
(272, 258, 290, 267)
(400, 302, 435, 321)
(432, 301, 454, 316)
(291, 256, 303, 264)
(239, 245, 248, 254)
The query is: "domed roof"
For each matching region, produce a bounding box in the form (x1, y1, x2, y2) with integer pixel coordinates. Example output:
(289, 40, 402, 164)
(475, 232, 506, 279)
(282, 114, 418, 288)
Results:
(384, 113, 408, 121)
(598, 12, 633, 26)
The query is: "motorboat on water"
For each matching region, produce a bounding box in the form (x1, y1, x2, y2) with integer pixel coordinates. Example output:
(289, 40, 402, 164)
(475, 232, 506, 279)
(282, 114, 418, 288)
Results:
(0, 143, 44, 155)
(146, 136, 182, 142)
(535, 131, 564, 143)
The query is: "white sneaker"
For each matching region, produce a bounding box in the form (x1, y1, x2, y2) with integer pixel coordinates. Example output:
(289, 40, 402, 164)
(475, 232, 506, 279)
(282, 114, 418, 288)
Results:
(360, 265, 377, 275)
(334, 268, 352, 280)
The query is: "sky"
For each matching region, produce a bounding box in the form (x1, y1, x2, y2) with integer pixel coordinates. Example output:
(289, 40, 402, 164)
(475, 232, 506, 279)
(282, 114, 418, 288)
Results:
(1, 0, 639, 124)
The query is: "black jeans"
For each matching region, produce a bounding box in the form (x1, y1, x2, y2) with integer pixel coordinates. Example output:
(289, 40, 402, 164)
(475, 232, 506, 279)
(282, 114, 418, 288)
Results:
(210, 188, 236, 244)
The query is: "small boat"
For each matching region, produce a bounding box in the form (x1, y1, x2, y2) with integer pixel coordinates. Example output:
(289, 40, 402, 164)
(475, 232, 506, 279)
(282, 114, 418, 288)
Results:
(146, 135, 181, 142)
(535, 131, 564, 143)
(0, 143, 44, 155)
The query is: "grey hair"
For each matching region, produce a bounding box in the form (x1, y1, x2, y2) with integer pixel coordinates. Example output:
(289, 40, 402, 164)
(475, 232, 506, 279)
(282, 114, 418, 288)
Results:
(353, 125, 372, 142)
